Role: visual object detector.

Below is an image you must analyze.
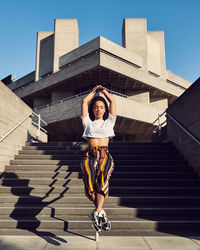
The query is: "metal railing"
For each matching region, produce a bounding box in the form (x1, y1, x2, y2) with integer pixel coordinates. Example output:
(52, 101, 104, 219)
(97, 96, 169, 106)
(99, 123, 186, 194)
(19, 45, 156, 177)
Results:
(152, 110, 167, 136)
(153, 110, 200, 145)
(0, 112, 47, 143)
(31, 111, 48, 139)
(34, 88, 127, 111)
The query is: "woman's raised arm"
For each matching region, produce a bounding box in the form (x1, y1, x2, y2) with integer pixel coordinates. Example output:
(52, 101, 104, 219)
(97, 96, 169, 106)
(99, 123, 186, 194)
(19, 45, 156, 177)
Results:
(81, 86, 99, 117)
(99, 86, 116, 117)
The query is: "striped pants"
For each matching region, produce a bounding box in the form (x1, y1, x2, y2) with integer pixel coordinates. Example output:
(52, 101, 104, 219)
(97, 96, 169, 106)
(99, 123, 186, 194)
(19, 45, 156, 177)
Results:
(81, 146, 114, 201)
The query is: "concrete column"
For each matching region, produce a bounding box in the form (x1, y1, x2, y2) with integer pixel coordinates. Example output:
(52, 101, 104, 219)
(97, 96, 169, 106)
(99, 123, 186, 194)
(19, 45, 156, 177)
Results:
(122, 18, 167, 78)
(147, 31, 166, 79)
(122, 18, 147, 70)
(35, 32, 54, 81)
(53, 19, 79, 73)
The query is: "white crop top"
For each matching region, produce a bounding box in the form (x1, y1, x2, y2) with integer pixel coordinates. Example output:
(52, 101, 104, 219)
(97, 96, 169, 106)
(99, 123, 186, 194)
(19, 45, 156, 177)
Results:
(81, 113, 116, 140)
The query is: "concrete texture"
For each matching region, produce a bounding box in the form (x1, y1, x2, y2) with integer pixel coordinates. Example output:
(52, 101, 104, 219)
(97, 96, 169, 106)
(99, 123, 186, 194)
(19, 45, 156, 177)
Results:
(35, 32, 54, 81)
(9, 71, 35, 91)
(0, 235, 200, 250)
(33, 92, 166, 141)
(0, 81, 47, 172)
(167, 77, 200, 177)
(147, 32, 161, 76)
(34, 92, 166, 125)
(5, 18, 192, 142)
(122, 18, 148, 70)
(11, 34, 190, 100)
(122, 18, 166, 79)
(148, 31, 166, 80)
(53, 19, 79, 73)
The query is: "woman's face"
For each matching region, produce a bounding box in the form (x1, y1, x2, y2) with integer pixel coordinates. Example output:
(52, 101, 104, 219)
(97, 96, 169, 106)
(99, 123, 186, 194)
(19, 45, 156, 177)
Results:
(92, 101, 106, 120)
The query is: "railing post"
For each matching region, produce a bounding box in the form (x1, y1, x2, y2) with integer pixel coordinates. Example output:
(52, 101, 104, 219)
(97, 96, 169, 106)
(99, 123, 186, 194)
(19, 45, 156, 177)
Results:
(158, 113, 161, 137)
(36, 114, 41, 139)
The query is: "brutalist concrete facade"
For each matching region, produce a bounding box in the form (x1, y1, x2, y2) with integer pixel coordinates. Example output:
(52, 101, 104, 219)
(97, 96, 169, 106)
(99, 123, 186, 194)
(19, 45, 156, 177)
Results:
(7, 18, 191, 142)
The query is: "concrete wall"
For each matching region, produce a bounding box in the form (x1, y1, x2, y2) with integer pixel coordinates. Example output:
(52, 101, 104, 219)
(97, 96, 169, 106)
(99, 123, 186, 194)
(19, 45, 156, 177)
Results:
(167, 77, 200, 176)
(122, 18, 166, 78)
(148, 31, 166, 79)
(54, 19, 79, 72)
(60, 36, 143, 69)
(147, 32, 161, 76)
(51, 90, 75, 102)
(122, 18, 147, 69)
(35, 19, 79, 81)
(8, 71, 35, 91)
(150, 97, 168, 112)
(127, 90, 150, 103)
(0, 81, 47, 172)
(35, 32, 54, 81)
(33, 96, 51, 109)
(35, 92, 165, 127)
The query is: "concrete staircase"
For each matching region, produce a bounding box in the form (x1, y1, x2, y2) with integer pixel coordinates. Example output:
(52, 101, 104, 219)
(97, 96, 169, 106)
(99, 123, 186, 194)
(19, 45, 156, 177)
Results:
(1, 141, 200, 235)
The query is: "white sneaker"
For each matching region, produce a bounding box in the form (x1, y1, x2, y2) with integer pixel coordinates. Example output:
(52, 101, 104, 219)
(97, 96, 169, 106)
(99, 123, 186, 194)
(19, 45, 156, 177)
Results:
(89, 210, 102, 232)
(98, 209, 111, 231)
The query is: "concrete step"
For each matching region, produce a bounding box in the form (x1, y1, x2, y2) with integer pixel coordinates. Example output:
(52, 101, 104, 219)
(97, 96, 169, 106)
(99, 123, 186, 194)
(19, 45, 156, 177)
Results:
(0, 206, 200, 217)
(5, 165, 192, 172)
(1, 186, 200, 196)
(1, 141, 200, 233)
(15, 154, 184, 161)
(19, 149, 180, 156)
(26, 141, 174, 147)
(23, 146, 179, 155)
(0, 215, 200, 231)
(10, 159, 188, 165)
(1, 178, 200, 187)
(0, 195, 200, 205)
(3, 171, 197, 179)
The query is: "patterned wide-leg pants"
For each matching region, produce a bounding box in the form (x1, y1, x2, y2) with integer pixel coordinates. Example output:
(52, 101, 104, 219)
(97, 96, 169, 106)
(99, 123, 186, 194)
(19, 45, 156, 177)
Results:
(81, 146, 114, 201)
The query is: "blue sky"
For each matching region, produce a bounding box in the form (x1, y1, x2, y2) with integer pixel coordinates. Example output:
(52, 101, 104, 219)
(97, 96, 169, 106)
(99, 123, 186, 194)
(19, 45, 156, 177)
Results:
(0, 0, 199, 83)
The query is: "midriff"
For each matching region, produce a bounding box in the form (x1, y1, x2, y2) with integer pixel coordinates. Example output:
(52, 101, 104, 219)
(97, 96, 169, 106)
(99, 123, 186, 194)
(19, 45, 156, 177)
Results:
(87, 137, 109, 147)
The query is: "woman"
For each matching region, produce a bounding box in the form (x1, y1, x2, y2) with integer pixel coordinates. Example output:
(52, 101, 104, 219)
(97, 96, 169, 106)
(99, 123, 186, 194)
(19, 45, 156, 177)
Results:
(81, 85, 116, 232)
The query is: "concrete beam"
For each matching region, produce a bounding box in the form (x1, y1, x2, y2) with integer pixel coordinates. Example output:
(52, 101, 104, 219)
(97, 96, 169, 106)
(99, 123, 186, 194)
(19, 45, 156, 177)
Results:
(100, 50, 184, 97)
(34, 93, 165, 126)
(60, 36, 143, 69)
(14, 36, 190, 100)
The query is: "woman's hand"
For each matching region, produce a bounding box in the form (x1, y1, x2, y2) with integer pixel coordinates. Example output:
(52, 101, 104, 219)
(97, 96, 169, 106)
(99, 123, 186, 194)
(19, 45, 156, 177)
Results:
(92, 85, 100, 93)
(96, 85, 107, 92)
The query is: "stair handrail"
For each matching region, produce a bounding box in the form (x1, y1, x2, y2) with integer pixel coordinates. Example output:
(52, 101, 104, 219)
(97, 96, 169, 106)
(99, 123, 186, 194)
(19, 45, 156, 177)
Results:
(166, 112, 200, 145)
(152, 110, 167, 136)
(152, 110, 200, 145)
(0, 112, 47, 143)
(34, 88, 127, 111)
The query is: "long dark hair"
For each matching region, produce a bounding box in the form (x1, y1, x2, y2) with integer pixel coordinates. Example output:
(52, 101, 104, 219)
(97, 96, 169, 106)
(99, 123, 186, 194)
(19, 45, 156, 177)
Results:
(89, 96, 109, 121)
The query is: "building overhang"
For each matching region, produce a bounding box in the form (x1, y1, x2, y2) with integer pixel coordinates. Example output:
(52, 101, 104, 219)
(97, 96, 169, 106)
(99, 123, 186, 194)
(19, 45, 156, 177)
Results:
(12, 36, 191, 105)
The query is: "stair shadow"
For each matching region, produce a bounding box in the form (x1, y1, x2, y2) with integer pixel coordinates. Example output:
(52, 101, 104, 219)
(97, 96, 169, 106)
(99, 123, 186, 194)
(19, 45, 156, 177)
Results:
(109, 157, 200, 237)
(1, 172, 69, 245)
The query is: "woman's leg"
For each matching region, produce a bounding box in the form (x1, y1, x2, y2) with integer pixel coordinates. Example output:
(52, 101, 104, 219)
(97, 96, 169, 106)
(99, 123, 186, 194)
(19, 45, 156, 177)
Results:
(95, 148, 114, 212)
(95, 193, 105, 212)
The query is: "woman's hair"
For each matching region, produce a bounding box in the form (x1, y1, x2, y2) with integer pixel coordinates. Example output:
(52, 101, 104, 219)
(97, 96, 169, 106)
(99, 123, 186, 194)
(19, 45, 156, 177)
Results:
(89, 96, 109, 121)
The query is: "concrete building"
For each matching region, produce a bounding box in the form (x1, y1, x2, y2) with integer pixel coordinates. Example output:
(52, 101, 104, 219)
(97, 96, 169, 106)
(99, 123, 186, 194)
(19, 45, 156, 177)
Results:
(6, 18, 191, 142)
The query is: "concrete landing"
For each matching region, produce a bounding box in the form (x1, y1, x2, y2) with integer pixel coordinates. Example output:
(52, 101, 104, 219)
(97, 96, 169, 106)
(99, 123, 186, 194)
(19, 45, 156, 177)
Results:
(0, 234, 200, 250)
